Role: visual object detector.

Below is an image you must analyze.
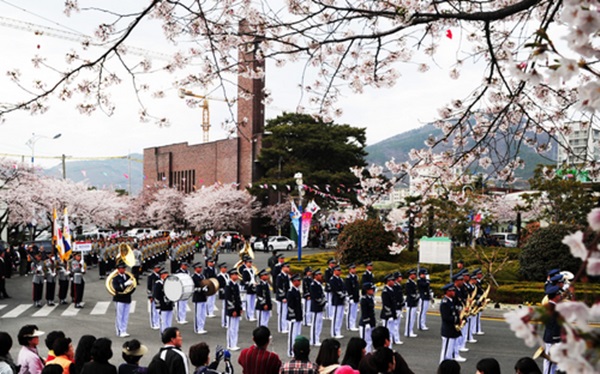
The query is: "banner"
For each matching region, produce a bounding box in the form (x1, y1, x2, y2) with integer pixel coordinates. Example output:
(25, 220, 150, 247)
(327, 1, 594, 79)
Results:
(62, 208, 72, 261)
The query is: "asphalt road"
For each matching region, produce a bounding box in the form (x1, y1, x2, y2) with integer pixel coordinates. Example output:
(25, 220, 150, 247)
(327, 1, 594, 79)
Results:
(0, 248, 542, 373)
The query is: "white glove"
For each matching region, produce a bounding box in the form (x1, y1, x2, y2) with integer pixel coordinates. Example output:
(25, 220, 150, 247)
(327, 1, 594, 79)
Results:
(124, 279, 133, 287)
(202, 286, 209, 292)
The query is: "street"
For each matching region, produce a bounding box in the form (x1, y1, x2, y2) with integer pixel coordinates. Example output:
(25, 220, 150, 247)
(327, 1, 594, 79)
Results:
(0, 247, 539, 373)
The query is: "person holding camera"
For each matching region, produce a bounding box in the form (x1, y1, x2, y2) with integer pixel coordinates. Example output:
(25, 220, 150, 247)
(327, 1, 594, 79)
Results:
(189, 343, 233, 374)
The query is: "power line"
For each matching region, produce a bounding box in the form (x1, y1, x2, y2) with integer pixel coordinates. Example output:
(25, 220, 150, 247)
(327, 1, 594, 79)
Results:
(0, 152, 143, 163)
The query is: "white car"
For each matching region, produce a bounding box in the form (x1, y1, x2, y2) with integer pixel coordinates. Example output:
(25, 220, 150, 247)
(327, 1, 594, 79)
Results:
(254, 236, 296, 251)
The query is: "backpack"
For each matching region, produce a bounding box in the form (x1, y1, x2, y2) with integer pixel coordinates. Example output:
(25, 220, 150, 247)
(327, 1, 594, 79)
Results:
(147, 351, 169, 374)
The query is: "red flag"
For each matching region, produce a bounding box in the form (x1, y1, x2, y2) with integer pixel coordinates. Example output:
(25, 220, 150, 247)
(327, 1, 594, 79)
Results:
(446, 30, 453, 39)
(123, 173, 129, 179)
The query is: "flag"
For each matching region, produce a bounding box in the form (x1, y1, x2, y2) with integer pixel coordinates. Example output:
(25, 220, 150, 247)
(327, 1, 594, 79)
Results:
(52, 208, 64, 259)
(306, 200, 321, 215)
(62, 208, 72, 261)
(123, 173, 129, 179)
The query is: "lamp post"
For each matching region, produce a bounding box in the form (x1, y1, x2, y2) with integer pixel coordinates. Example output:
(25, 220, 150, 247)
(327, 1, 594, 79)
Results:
(295, 172, 304, 261)
(26, 133, 61, 172)
(407, 202, 421, 252)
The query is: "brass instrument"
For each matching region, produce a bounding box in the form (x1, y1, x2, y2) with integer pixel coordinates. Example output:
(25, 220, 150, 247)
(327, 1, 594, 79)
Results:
(235, 242, 259, 274)
(105, 243, 137, 296)
(200, 278, 220, 296)
(470, 285, 491, 316)
(455, 286, 478, 331)
(533, 346, 553, 362)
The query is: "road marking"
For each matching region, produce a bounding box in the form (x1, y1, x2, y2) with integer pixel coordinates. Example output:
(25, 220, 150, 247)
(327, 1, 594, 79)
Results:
(0, 305, 7, 311)
(2, 304, 32, 318)
(62, 304, 82, 316)
(32, 304, 57, 317)
(130, 301, 136, 314)
(91, 302, 111, 315)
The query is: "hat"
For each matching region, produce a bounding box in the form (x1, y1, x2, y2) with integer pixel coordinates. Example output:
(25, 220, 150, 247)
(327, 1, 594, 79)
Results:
(548, 268, 560, 277)
(304, 266, 313, 274)
(153, 263, 162, 268)
(442, 283, 456, 292)
(452, 274, 464, 281)
(277, 254, 285, 259)
(206, 257, 215, 263)
(122, 340, 148, 356)
(333, 265, 341, 271)
(384, 274, 395, 282)
(228, 268, 238, 276)
(408, 269, 417, 275)
(313, 268, 322, 276)
(24, 329, 45, 338)
(327, 258, 336, 264)
(180, 262, 189, 267)
(336, 366, 359, 374)
(393, 271, 402, 279)
(282, 262, 290, 267)
(456, 268, 467, 276)
(362, 282, 376, 291)
(192, 262, 203, 269)
(462, 271, 471, 278)
(365, 261, 373, 267)
(293, 336, 310, 355)
(258, 269, 269, 277)
(291, 274, 301, 281)
(472, 268, 482, 275)
(545, 285, 560, 295)
(348, 264, 356, 269)
(419, 268, 428, 274)
(218, 262, 227, 268)
(159, 268, 169, 275)
(550, 274, 564, 283)
(116, 262, 127, 269)
(243, 256, 253, 262)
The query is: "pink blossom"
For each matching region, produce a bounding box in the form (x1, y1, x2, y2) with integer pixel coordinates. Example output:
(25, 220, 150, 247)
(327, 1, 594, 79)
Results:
(586, 257, 600, 276)
(587, 208, 600, 231)
(562, 231, 588, 260)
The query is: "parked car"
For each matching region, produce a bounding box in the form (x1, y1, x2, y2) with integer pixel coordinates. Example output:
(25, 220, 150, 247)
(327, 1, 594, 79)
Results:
(24, 240, 54, 254)
(490, 232, 518, 247)
(254, 236, 296, 251)
(125, 227, 153, 239)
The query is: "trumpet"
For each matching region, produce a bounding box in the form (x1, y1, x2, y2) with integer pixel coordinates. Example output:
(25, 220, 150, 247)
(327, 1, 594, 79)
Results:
(533, 346, 553, 362)
(105, 244, 137, 296)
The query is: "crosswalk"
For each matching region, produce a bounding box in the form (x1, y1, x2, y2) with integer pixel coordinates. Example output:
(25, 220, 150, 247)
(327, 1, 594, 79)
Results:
(0, 301, 138, 318)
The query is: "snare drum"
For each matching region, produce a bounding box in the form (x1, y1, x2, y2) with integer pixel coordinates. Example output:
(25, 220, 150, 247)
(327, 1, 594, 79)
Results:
(164, 273, 194, 301)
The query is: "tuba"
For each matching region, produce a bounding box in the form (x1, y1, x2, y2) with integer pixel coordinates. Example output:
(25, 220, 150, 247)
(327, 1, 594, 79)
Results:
(105, 244, 137, 296)
(235, 242, 258, 274)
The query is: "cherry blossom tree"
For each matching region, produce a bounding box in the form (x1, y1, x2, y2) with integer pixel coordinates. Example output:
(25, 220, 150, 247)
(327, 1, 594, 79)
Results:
(261, 202, 291, 235)
(127, 185, 161, 227)
(0, 159, 36, 235)
(185, 184, 259, 231)
(145, 187, 186, 230)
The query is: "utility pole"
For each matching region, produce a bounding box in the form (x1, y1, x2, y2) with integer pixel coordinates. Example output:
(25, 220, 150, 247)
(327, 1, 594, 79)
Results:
(62, 154, 66, 179)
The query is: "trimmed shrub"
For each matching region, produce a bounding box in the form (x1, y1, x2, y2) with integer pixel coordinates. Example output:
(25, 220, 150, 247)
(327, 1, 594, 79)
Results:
(519, 224, 583, 281)
(335, 218, 397, 264)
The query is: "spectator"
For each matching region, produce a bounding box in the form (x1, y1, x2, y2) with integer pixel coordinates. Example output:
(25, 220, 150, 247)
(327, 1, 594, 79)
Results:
(46, 337, 75, 374)
(280, 336, 317, 374)
(357, 327, 414, 374)
(80, 338, 116, 374)
(476, 358, 501, 374)
(118, 340, 148, 374)
(315, 339, 343, 374)
(41, 366, 63, 374)
(45, 332, 66, 362)
(17, 324, 45, 374)
(188, 343, 233, 374)
(436, 360, 460, 374)
(238, 327, 281, 374)
(372, 348, 394, 374)
(73, 336, 96, 374)
(148, 327, 189, 374)
(0, 332, 18, 374)
(514, 357, 541, 374)
(341, 338, 366, 370)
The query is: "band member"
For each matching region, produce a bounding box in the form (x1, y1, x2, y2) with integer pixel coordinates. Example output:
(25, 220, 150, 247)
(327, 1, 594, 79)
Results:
(57, 260, 70, 305)
(153, 268, 174, 333)
(98, 240, 108, 279)
(543, 284, 562, 374)
(216, 262, 229, 328)
(286, 274, 303, 357)
(323, 258, 336, 319)
(473, 268, 485, 335)
(359, 282, 376, 352)
(461, 270, 475, 345)
(225, 268, 243, 351)
(404, 269, 419, 338)
(302, 267, 313, 327)
(175, 262, 190, 324)
(361, 261, 374, 295)
(329, 265, 346, 338)
(381, 274, 399, 346)
(241, 256, 257, 322)
(468, 272, 480, 343)
(44, 256, 57, 306)
(31, 251, 44, 307)
(392, 272, 404, 345)
(345, 264, 360, 331)
(191, 262, 208, 334)
(309, 269, 326, 347)
(440, 283, 463, 362)
(270, 254, 285, 283)
(417, 268, 431, 331)
(275, 262, 291, 333)
(452, 273, 468, 358)
(70, 252, 85, 308)
(255, 269, 272, 327)
(132, 243, 142, 282)
(147, 263, 162, 330)
(112, 262, 135, 337)
(203, 257, 218, 318)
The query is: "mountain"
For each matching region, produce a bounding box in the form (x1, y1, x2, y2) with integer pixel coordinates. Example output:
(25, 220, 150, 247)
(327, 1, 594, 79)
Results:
(43, 153, 143, 195)
(365, 124, 556, 187)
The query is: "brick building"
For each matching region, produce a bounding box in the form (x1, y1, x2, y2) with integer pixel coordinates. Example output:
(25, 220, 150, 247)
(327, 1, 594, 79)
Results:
(143, 20, 266, 197)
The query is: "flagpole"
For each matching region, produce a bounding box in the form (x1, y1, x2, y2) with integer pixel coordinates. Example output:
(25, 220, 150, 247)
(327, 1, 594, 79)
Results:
(295, 173, 304, 262)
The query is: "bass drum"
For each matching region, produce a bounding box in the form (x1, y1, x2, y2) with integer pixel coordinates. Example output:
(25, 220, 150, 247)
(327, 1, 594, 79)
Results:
(164, 273, 194, 301)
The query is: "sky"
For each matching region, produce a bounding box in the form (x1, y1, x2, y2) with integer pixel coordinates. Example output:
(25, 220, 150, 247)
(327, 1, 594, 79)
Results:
(0, 0, 484, 169)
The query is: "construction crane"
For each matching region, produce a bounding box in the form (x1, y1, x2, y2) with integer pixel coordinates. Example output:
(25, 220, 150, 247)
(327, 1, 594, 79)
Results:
(178, 89, 230, 143)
